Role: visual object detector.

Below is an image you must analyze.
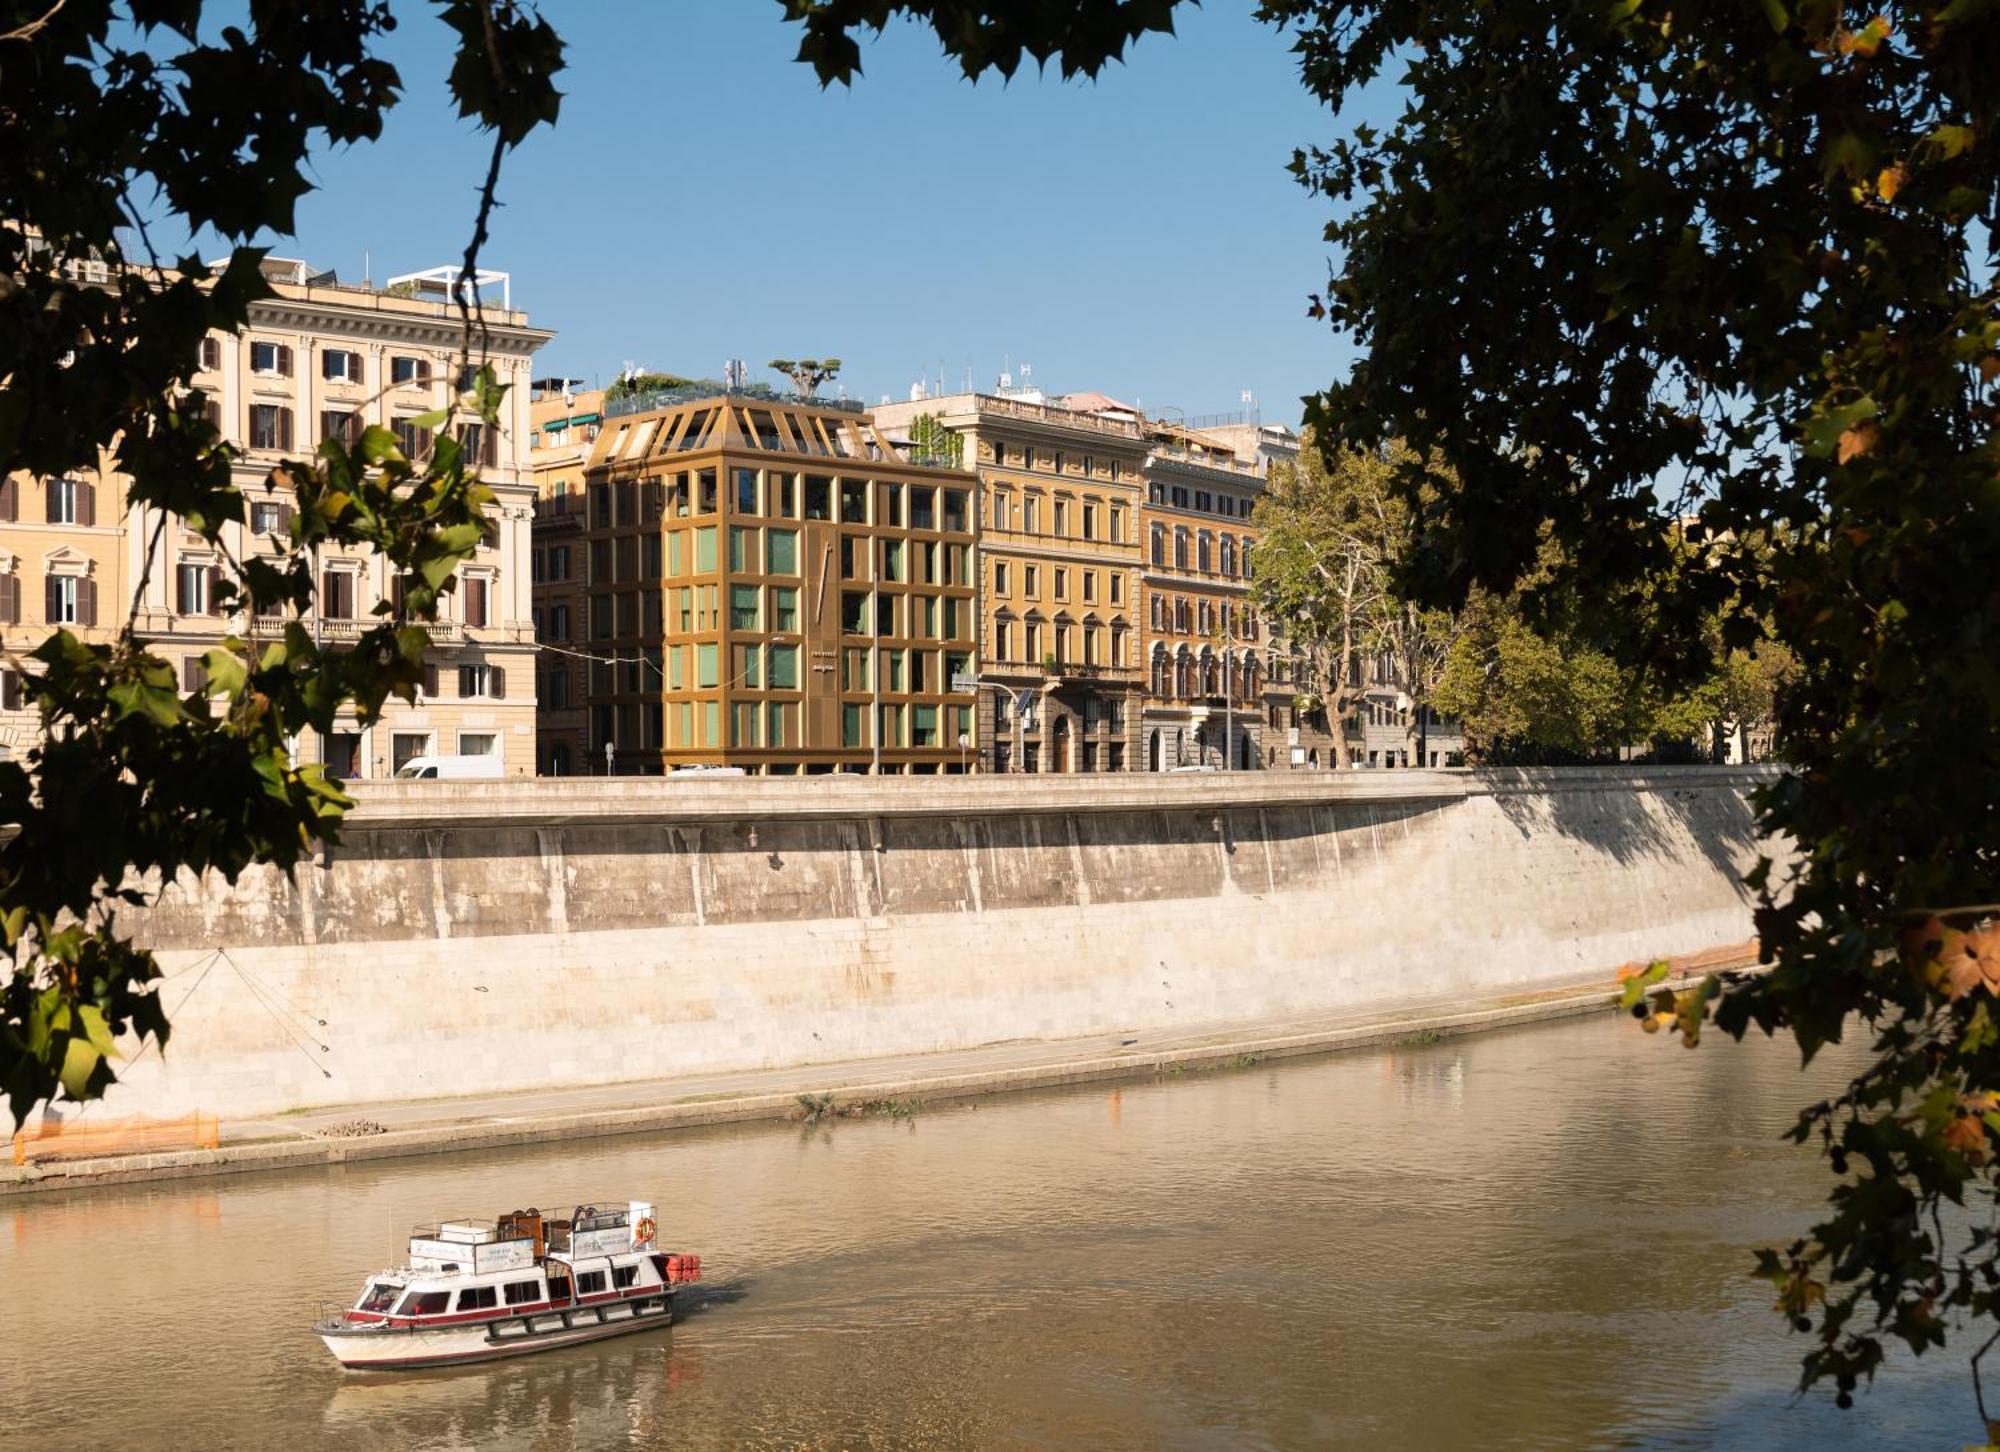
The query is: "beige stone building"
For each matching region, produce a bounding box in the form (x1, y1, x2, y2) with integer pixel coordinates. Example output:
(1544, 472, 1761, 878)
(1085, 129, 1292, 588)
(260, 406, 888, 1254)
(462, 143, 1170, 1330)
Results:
(529, 380, 603, 774)
(1134, 421, 1267, 771)
(873, 388, 1146, 773)
(0, 447, 130, 761)
(2, 256, 552, 777)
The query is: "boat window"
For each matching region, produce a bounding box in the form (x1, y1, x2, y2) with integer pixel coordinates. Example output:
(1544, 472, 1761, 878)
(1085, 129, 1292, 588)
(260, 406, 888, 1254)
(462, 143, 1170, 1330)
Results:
(576, 1270, 607, 1296)
(503, 1280, 541, 1306)
(612, 1265, 638, 1289)
(455, 1286, 498, 1312)
(358, 1282, 402, 1312)
(397, 1290, 450, 1316)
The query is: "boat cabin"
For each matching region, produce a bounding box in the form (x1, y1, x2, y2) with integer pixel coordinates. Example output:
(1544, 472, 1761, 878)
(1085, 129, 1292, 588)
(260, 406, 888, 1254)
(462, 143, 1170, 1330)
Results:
(344, 1200, 688, 1327)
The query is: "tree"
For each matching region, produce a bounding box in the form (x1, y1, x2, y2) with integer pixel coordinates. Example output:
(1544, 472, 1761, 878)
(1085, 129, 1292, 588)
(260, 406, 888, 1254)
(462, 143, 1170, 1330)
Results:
(1250, 445, 1383, 767)
(604, 370, 699, 403)
(0, 0, 563, 1126)
(907, 412, 964, 468)
(767, 357, 842, 398)
(1253, 0, 2000, 1421)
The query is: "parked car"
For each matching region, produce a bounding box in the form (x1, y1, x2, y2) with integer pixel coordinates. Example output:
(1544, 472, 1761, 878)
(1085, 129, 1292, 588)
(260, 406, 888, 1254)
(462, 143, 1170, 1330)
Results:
(394, 754, 503, 781)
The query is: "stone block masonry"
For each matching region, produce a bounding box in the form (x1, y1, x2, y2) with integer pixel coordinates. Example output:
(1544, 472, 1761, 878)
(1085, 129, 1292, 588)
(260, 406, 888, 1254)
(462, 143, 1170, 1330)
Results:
(102, 766, 1777, 1120)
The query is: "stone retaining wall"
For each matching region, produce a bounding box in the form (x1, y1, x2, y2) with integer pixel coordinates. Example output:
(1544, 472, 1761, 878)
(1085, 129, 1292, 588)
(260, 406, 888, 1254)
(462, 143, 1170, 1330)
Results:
(101, 766, 1776, 1118)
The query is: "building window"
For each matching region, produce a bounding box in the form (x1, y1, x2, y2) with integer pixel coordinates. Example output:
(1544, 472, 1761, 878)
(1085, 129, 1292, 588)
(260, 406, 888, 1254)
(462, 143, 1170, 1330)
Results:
(1023, 565, 1039, 597)
(1150, 524, 1165, 566)
(458, 732, 497, 758)
(1053, 568, 1067, 601)
(198, 336, 221, 372)
(176, 561, 220, 616)
(462, 575, 490, 628)
(1053, 499, 1068, 536)
(730, 584, 760, 631)
(249, 404, 293, 452)
(44, 574, 92, 626)
(250, 340, 293, 377)
(45, 477, 93, 526)
(767, 529, 798, 575)
(458, 664, 504, 698)
(1110, 574, 1123, 604)
(320, 349, 360, 383)
(993, 561, 1008, 595)
(392, 416, 432, 460)
(771, 586, 799, 632)
(768, 642, 799, 689)
(321, 410, 360, 448)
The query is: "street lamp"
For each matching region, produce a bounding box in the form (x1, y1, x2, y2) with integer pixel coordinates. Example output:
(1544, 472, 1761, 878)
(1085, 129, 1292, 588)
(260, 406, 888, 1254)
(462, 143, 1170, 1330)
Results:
(604, 739, 615, 777)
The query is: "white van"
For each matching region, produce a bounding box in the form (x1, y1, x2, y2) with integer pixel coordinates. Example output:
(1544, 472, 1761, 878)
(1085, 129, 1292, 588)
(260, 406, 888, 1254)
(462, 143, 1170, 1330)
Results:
(395, 754, 503, 781)
(671, 764, 746, 778)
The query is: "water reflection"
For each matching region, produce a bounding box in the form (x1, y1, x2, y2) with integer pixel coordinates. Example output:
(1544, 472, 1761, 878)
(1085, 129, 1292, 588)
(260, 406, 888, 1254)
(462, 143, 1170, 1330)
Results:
(0, 1013, 1976, 1449)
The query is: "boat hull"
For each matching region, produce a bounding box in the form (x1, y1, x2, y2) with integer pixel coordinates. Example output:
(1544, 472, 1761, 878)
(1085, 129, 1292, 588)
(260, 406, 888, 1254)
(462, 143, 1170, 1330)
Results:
(316, 1292, 676, 1371)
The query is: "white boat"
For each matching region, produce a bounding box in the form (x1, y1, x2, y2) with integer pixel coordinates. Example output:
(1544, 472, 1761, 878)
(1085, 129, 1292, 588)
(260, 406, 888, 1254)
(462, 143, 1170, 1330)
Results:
(313, 1199, 701, 1370)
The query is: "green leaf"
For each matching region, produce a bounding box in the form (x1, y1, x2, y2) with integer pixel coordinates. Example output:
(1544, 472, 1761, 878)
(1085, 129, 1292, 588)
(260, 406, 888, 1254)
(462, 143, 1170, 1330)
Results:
(76, 1005, 118, 1060)
(202, 648, 248, 698)
(1801, 397, 1877, 458)
(407, 408, 451, 430)
(58, 1037, 100, 1101)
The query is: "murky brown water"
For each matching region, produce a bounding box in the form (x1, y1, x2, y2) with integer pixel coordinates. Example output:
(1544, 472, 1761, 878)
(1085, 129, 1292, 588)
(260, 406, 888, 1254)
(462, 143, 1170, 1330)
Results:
(0, 1013, 1973, 1449)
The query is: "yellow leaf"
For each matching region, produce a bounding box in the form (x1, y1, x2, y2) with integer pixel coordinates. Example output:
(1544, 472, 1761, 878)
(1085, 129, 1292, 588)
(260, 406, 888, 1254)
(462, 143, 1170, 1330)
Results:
(1979, 356, 2000, 383)
(1876, 163, 1905, 201)
(1837, 420, 1880, 463)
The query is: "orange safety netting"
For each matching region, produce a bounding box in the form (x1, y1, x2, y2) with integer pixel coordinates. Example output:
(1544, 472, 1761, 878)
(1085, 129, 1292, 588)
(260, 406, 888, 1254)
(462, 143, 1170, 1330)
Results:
(12, 1112, 219, 1165)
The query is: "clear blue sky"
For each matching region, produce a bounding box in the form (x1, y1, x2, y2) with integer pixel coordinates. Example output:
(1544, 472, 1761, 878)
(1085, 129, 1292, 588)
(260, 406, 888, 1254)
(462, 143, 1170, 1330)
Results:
(270, 2, 1354, 427)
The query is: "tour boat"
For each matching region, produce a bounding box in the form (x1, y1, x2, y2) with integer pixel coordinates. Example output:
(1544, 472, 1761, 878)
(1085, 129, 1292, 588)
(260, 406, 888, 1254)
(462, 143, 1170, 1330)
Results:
(313, 1199, 700, 1370)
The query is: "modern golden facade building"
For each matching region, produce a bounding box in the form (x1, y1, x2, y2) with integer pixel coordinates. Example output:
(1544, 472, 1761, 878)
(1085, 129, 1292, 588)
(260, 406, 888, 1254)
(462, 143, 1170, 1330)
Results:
(873, 389, 1146, 773)
(1, 256, 552, 778)
(566, 388, 980, 773)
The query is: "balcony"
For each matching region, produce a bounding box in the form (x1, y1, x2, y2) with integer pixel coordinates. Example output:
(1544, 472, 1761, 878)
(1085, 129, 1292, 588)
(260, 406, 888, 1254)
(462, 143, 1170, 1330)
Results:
(243, 616, 463, 644)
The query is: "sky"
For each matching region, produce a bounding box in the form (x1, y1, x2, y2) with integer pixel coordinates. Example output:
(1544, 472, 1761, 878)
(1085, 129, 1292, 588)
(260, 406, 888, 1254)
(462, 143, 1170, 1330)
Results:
(245, 1, 1357, 429)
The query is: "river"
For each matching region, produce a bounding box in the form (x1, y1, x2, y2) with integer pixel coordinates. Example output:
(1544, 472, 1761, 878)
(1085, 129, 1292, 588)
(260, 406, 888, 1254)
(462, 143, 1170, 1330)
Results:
(0, 1011, 1974, 1449)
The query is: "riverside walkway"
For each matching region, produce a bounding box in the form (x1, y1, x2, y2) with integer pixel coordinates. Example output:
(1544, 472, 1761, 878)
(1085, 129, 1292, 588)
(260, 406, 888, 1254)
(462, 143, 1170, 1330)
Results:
(5, 942, 1749, 1196)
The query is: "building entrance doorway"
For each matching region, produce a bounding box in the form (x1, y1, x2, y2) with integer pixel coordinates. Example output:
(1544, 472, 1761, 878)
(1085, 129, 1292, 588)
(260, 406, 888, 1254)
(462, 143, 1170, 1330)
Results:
(1148, 730, 1162, 772)
(1052, 715, 1071, 774)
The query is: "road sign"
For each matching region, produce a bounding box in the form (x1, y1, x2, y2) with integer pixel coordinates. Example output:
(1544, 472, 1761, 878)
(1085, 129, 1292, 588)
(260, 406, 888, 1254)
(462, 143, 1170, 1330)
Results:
(950, 672, 979, 692)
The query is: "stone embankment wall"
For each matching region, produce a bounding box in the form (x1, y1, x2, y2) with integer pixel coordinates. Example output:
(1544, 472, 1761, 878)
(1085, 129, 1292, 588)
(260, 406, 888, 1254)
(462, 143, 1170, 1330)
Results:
(102, 767, 1775, 1118)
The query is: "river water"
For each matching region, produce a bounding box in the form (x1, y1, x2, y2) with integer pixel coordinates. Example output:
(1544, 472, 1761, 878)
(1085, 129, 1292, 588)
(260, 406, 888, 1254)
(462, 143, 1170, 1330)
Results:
(0, 1012, 1975, 1449)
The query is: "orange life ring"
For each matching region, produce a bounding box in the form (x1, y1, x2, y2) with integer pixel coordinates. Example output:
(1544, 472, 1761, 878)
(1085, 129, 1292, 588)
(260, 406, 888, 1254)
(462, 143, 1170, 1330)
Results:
(636, 1216, 656, 1243)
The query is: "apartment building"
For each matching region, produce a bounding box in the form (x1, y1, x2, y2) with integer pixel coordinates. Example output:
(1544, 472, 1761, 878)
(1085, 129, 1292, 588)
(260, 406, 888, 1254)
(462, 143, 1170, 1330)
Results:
(873, 388, 1145, 773)
(1132, 420, 1267, 770)
(118, 257, 550, 778)
(529, 380, 603, 774)
(0, 446, 128, 760)
(565, 387, 979, 773)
